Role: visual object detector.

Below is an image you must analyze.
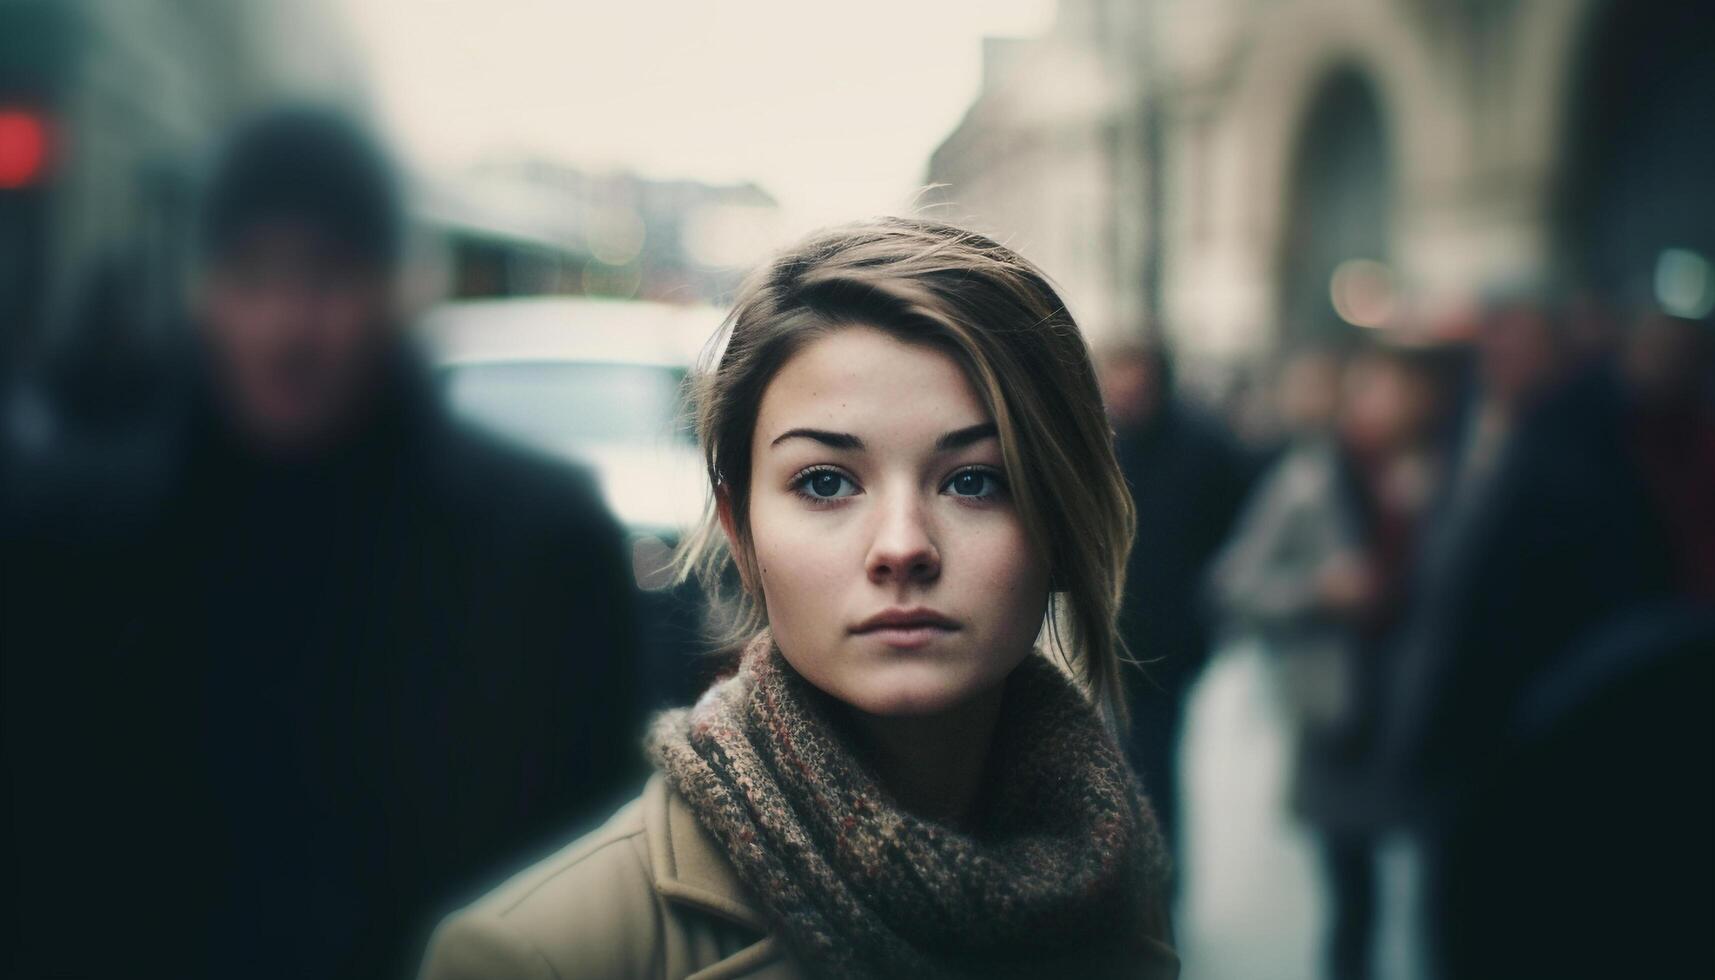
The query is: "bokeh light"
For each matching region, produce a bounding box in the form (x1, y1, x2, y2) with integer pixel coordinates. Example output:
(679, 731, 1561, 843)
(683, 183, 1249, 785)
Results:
(0, 109, 50, 189)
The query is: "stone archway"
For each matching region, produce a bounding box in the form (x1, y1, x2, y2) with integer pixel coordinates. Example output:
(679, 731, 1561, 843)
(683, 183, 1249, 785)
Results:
(1277, 68, 1394, 343)
(1159, 0, 1455, 360)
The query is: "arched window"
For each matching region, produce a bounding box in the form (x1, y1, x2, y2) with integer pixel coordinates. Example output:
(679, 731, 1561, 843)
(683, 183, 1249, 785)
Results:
(1278, 68, 1394, 343)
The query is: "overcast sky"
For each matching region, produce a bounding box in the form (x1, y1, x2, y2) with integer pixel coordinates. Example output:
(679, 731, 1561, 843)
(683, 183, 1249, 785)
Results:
(335, 0, 1054, 235)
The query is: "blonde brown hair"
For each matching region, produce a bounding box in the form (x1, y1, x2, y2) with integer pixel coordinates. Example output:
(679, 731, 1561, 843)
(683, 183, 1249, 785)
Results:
(677, 217, 1137, 725)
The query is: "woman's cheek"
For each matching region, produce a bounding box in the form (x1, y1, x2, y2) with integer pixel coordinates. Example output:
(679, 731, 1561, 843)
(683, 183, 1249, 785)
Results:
(966, 515, 1050, 639)
(753, 502, 839, 639)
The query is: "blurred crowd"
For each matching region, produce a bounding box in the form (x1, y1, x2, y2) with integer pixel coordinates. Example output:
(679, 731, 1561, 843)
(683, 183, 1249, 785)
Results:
(1, 104, 1712, 980)
(1102, 290, 1714, 978)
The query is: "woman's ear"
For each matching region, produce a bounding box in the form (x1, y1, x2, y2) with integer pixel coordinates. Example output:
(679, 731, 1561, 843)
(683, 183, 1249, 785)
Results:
(716, 486, 755, 594)
(715, 485, 739, 552)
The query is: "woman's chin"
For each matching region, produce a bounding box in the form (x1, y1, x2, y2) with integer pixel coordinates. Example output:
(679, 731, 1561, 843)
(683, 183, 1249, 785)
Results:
(826, 664, 995, 718)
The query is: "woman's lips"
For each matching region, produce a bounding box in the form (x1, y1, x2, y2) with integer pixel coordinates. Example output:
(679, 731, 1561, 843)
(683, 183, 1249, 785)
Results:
(850, 608, 961, 649)
(858, 624, 958, 650)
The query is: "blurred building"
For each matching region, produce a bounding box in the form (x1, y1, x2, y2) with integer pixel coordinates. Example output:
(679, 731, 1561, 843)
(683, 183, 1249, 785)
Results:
(927, 13, 1154, 346)
(928, 0, 1715, 365)
(418, 160, 782, 306)
(0, 0, 364, 374)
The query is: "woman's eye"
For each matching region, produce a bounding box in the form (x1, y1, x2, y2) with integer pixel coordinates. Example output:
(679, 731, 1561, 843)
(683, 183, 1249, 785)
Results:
(795, 468, 857, 500)
(944, 467, 1004, 499)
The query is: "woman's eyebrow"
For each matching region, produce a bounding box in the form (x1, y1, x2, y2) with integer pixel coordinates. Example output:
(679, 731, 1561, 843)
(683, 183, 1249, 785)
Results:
(769, 428, 864, 450)
(935, 422, 997, 451)
(768, 422, 995, 451)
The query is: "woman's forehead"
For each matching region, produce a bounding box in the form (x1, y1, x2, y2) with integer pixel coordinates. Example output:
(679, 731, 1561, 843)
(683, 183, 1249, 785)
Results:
(755, 326, 993, 450)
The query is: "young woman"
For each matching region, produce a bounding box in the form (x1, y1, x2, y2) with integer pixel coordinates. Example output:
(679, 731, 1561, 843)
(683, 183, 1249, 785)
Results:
(421, 217, 1179, 979)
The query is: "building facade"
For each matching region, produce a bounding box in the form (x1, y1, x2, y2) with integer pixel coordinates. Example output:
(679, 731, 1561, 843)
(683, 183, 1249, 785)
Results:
(928, 0, 1714, 368)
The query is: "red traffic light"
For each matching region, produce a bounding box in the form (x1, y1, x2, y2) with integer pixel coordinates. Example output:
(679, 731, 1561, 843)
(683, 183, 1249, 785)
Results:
(0, 109, 51, 189)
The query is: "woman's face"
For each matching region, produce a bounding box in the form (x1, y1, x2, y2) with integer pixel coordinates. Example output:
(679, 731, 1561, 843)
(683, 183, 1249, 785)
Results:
(741, 326, 1050, 717)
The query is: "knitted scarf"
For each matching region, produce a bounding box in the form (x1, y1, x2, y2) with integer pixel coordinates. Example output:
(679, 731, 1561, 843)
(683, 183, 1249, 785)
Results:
(647, 633, 1171, 979)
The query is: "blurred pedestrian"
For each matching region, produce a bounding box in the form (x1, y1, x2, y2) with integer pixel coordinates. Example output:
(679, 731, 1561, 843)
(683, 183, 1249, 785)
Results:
(1099, 340, 1251, 867)
(1380, 306, 1714, 978)
(1441, 297, 1572, 514)
(1272, 345, 1347, 451)
(1, 106, 640, 979)
(421, 218, 1180, 979)
(1209, 343, 1449, 980)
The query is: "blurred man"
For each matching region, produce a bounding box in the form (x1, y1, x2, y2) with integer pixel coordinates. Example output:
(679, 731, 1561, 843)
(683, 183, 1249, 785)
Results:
(2, 108, 640, 979)
(1098, 341, 1251, 871)
(1448, 298, 1571, 497)
(1380, 304, 1714, 978)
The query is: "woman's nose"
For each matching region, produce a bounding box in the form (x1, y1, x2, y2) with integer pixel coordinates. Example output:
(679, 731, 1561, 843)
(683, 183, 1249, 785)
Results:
(864, 491, 941, 585)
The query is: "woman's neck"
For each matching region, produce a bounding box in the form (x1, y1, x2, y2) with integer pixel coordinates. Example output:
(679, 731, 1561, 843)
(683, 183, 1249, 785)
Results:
(845, 682, 1008, 829)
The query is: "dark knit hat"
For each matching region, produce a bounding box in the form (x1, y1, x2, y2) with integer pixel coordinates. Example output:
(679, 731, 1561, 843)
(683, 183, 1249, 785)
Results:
(198, 105, 402, 265)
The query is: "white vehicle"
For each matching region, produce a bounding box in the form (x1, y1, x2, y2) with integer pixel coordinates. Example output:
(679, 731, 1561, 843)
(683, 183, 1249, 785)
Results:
(418, 296, 723, 538)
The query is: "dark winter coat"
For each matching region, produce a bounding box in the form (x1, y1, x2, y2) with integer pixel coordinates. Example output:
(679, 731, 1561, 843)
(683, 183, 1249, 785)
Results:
(1, 350, 642, 979)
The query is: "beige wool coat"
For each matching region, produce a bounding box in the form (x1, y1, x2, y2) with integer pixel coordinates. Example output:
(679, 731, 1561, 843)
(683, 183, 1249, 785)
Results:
(420, 775, 1181, 980)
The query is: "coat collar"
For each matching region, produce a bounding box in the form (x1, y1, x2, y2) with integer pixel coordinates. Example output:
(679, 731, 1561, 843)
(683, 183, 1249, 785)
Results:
(642, 775, 771, 935)
(639, 776, 1179, 979)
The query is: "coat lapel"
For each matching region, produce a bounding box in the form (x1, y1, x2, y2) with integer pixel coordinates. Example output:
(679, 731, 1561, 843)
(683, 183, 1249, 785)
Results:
(643, 775, 771, 935)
